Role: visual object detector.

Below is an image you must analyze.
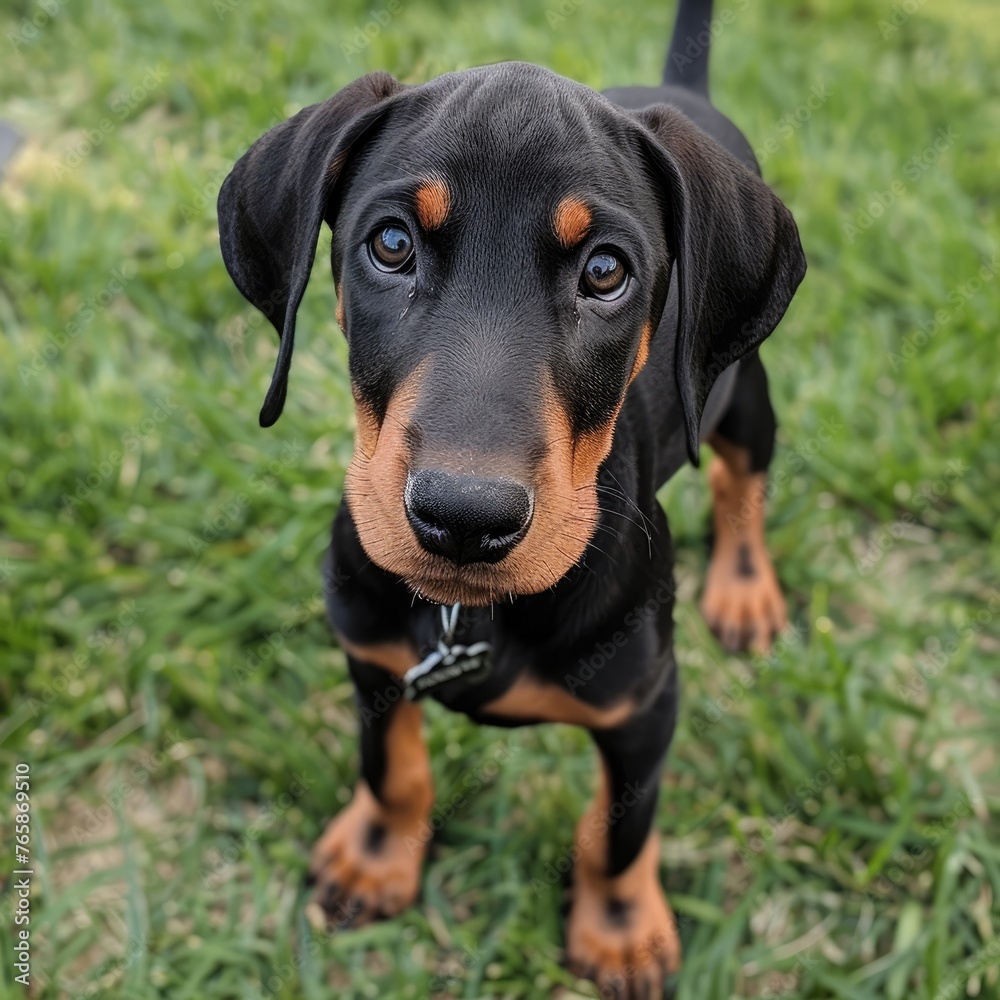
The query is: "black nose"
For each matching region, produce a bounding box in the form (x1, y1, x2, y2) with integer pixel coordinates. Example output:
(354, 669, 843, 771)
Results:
(404, 470, 533, 564)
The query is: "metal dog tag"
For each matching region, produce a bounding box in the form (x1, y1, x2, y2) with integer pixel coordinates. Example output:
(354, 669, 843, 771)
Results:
(403, 604, 491, 700)
(403, 640, 492, 700)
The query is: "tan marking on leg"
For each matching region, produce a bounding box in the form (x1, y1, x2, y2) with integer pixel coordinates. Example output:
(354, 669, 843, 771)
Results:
(414, 177, 450, 231)
(566, 765, 680, 995)
(554, 196, 591, 249)
(309, 700, 433, 928)
(481, 674, 634, 728)
(700, 437, 788, 653)
(337, 634, 418, 679)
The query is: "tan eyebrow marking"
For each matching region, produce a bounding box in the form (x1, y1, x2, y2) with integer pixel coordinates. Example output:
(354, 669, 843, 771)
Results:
(553, 196, 592, 249)
(414, 177, 451, 231)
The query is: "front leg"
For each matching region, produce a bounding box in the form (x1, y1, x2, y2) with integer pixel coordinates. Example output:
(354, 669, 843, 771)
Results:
(309, 651, 433, 927)
(700, 353, 788, 652)
(566, 676, 681, 998)
(701, 437, 788, 653)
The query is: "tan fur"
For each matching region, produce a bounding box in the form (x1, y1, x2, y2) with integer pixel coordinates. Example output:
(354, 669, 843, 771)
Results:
(629, 321, 653, 383)
(344, 368, 604, 606)
(566, 764, 681, 993)
(309, 699, 433, 925)
(553, 195, 592, 248)
(414, 177, 450, 231)
(338, 635, 419, 679)
(335, 281, 345, 332)
(482, 674, 634, 728)
(701, 438, 788, 652)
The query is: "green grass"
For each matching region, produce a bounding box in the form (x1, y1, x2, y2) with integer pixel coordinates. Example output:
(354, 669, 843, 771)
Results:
(1, 0, 999, 997)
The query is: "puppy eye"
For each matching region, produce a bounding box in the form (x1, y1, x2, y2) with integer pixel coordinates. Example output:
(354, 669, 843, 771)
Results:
(580, 249, 629, 301)
(369, 224, 415, 272)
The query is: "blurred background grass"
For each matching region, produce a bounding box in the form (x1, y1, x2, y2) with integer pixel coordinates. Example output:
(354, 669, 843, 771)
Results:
(0, 0, 998, 997)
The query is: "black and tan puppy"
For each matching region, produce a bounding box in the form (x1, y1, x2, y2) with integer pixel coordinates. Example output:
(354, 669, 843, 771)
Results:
(218, 0, 805, 993)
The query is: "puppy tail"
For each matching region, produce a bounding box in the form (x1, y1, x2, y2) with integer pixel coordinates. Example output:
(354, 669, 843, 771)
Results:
(663, 0, 713, 97)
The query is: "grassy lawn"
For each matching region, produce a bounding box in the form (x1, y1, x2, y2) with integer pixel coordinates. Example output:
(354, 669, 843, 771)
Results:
(1, 0, 998, 997)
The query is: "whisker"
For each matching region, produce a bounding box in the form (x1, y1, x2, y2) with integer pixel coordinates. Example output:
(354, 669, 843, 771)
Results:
(600, 472, 653, 557)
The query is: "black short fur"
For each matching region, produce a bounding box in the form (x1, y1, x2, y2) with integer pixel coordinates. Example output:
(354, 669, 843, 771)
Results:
(219, 0, 804, 887)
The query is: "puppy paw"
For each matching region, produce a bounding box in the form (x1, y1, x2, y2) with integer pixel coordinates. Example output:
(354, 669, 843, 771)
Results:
(566, 877, 680, 998)
(565, 827, 680, 999)
(308, 782, 427, 928)
(701, 538, 787, 653)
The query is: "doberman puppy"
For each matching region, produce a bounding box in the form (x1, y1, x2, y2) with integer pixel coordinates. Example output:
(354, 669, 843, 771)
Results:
(218, 0, 805, 993)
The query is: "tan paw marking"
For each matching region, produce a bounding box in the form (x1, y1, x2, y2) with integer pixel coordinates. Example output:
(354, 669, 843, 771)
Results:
(701, 452, 788, 653)
(309, 699, 432, 928)
(566, 769, 680, 998)
(567, 833, 680, 998)
(309, 781, 427, 927)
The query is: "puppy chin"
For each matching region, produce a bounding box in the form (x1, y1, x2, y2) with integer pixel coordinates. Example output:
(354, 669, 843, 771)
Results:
(361, 546, 559, 607)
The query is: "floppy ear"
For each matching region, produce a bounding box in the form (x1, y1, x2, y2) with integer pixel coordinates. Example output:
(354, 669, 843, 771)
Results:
(634, 106, 806, 465)
(218, 72, 405, 427)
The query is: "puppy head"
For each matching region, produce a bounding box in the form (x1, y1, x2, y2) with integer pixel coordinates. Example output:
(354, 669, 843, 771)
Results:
(218, 63, 805, 605)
